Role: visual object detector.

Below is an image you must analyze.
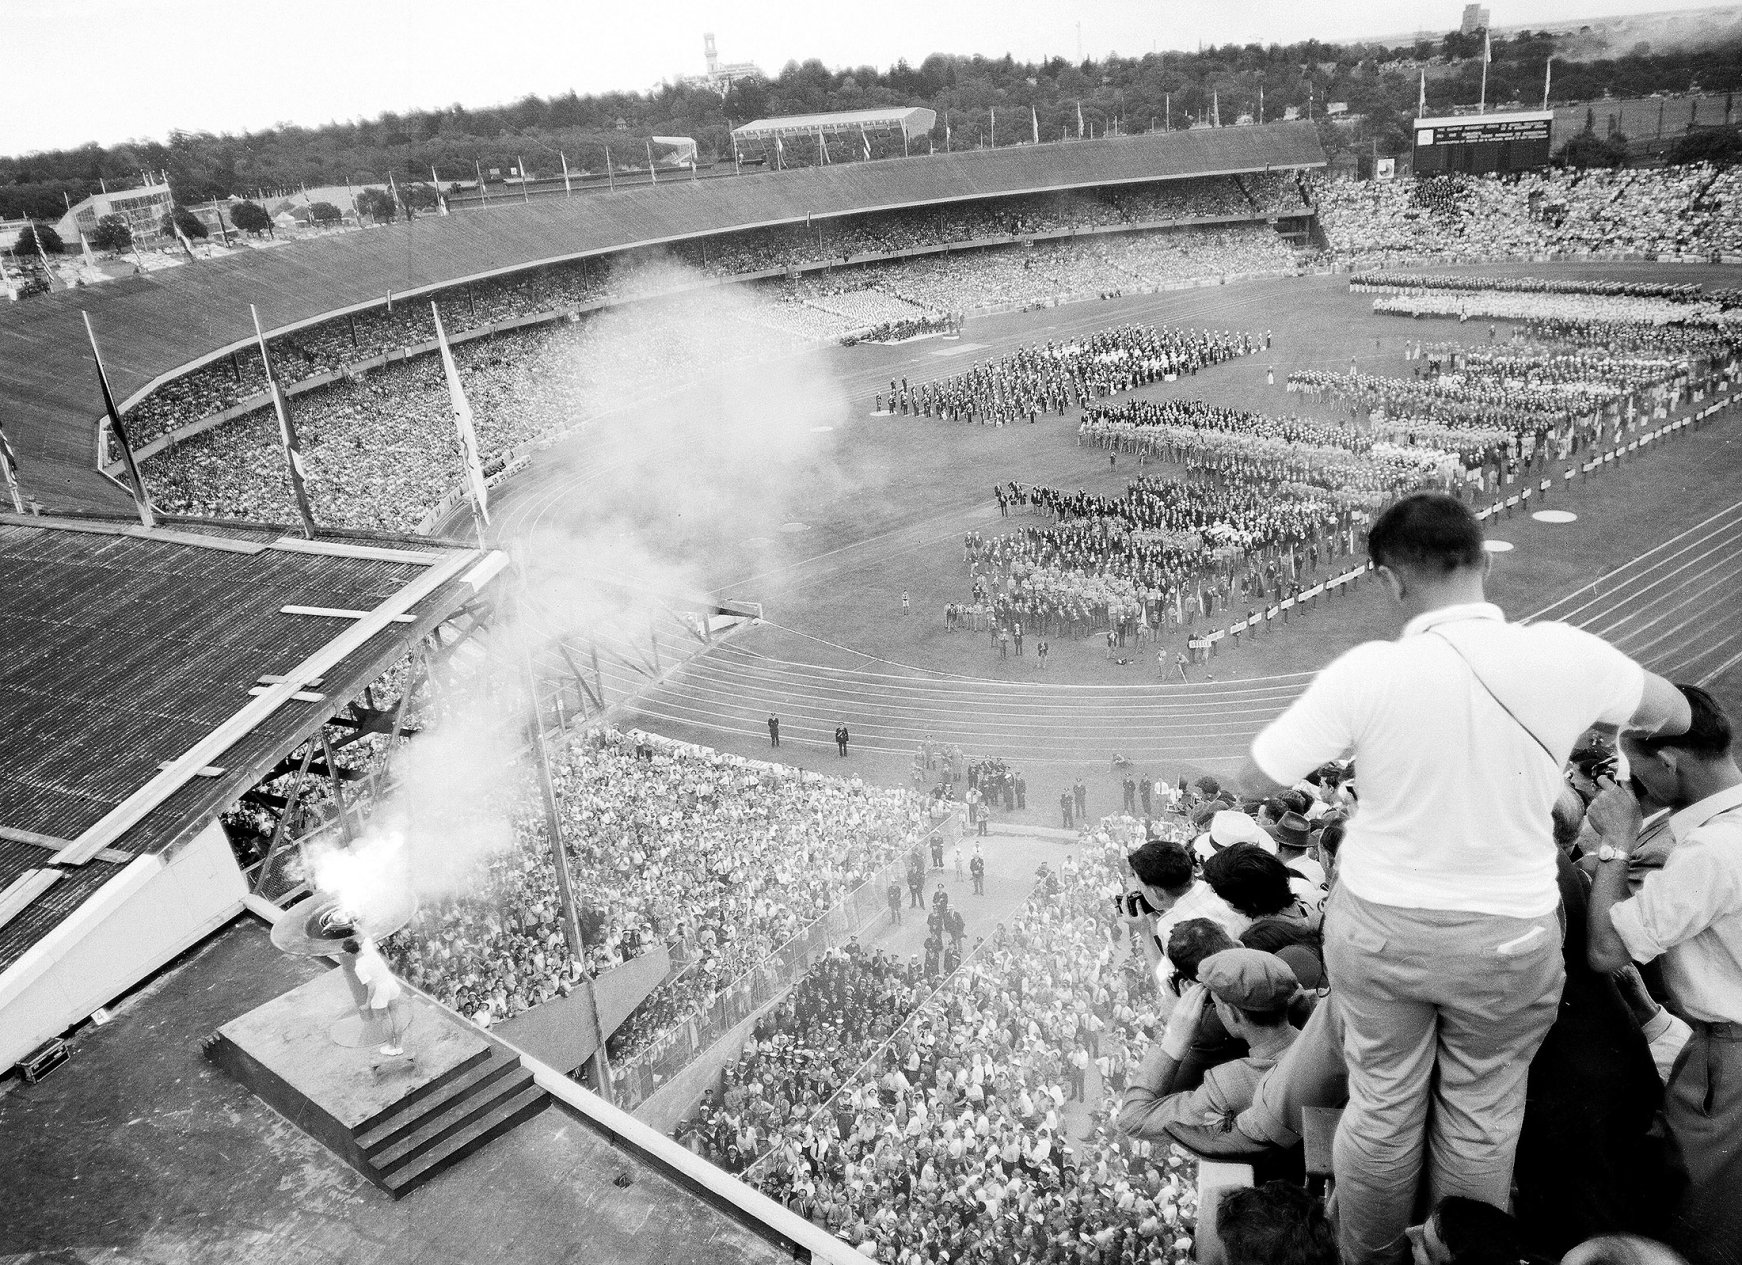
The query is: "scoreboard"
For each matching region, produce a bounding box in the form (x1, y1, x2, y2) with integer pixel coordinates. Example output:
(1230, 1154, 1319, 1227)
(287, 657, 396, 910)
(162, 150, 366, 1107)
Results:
(1412, 110, 1553, 175)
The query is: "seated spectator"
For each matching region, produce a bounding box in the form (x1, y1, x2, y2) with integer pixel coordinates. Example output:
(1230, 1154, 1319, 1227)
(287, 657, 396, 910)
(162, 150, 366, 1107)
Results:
(1115, 947, 1299, 1149)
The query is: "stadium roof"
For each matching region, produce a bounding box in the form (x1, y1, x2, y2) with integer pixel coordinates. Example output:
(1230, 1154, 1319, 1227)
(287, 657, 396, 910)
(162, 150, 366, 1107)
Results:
(732, 107, 937, 141)
(0, 512, 504, 969)
(0, 122, 1324, 514)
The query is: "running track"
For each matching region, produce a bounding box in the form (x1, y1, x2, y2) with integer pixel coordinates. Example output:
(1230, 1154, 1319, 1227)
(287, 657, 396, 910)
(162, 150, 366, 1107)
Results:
(529, 498, 1742, 770)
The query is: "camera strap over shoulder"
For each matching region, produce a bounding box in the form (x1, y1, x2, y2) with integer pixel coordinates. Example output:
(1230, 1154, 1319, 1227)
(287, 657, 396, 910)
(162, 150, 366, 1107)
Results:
(1427, 628, 1560, 771)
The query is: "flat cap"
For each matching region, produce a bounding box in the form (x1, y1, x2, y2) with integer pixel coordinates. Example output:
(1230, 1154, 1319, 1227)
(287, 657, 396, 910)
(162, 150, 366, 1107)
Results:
(1197, 947, 1297, 1012)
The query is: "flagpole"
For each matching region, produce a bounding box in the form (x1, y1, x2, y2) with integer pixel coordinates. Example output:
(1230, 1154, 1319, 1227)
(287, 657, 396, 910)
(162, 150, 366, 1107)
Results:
(606, 147, 615, 189)
(431, 303, 491, 545)
(251, 304, 318, 538)
(561, 151, 572, 196)
(519, 156, 530, 202)
(1480, 31, 1490, 113)
(475, 161, 490, 208)
(0, 418, 25, 514)
(81, 311, 155, 529)
(646, 140, 657, 184)
(1543, 57, 1552, 110)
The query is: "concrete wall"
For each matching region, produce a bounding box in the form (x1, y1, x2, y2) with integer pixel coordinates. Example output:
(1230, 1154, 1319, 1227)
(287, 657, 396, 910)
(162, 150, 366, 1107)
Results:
(0, 820, 246, 1068)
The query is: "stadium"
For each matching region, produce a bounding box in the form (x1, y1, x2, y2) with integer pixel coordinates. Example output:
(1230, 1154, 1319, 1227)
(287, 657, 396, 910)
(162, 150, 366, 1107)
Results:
(2, 22, 1742, 1265)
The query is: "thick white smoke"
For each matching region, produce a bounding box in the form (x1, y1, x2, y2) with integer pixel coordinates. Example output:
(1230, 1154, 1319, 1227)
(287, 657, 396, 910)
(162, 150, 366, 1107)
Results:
(301, 254, 849, 928)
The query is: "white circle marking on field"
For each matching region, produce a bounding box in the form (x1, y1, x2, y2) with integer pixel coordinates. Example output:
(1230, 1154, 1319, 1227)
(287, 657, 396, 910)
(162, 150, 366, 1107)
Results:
(1532, 510, 1578, 523)
(1484, 539, 1515, 553)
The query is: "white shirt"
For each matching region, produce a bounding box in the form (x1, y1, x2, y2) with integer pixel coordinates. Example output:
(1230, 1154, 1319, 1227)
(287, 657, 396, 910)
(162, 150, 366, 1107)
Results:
(1251, 602, 1644, 918)
(1611, 782, 1742, 1024)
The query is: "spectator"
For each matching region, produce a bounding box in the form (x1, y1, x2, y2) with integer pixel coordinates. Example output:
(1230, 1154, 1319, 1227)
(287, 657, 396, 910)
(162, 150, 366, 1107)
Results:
(1115, 947, 1300, 1147)
(1216, 1181, 1339, 1265)
(1587, 685, 1742, 1265)
(1241, 490, 1690, 1265)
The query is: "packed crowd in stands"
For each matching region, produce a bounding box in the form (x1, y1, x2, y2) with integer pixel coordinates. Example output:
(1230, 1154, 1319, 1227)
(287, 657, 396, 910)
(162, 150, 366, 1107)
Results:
(123, 178, 1307, 449)
(677, 944, 929, 1174)
(881, 324, 1257, 425)
(1311, 163, 1742, 262)
(747, 834, 1206, 1265)
(380, 727, 925, 1060)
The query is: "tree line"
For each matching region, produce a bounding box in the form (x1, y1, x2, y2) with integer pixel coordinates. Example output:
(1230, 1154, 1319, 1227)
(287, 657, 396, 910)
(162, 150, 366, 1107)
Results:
(3, 27, 1738, 221)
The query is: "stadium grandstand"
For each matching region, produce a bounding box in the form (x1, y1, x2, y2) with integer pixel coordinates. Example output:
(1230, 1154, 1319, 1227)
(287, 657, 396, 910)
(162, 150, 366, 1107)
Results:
(0, 122, 1323, 513)
(9, 34, 1742, 1263)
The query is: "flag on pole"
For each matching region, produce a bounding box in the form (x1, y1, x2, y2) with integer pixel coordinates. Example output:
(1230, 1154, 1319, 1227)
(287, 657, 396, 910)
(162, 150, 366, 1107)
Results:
(79, 230, 96, 268)
(81, 312, 155, 529)
(388, 171, 402, 218)
(560, 151, 572, 196)
(173, 216, 198, 262)
(518, 155, 529, 201)
(1077, 101, 1085, 138)
(431, 303, 491, 541)
(774, 135, 783, 168)
(1418, 69, 1427, 117)
(989, 107, 996, 148)
(646, 139, 657, 183)
(1032, 106, 1040, 144)
(0, 416, 24, 513)
(1542, 57, 1553, 110)
(605, 147, 615, 187)
(944, 114, 951, 150)
(818, 129, 830, 164)
(860, 127, 871, 160)
(475, 161, 490, 207)
(431, 166, 449, 215)
(213, 202, 233, 244)
(250, 304, 317, 538)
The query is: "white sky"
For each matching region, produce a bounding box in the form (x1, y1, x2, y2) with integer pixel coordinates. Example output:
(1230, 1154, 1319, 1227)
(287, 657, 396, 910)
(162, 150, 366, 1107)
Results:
(0, 0, 1717, 153)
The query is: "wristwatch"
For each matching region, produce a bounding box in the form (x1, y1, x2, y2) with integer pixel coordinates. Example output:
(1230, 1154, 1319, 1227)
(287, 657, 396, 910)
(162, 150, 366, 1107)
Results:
(1595, 843, 1626, 863)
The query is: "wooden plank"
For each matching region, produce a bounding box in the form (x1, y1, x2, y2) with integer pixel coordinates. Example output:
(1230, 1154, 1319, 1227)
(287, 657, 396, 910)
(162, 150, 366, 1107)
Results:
(158, 762, 227, 777)
(247, 688, 326, 702)
(257, 675, 324, 687)
(0, 514, 267, 554)
(0, 870, 63, 932)
(269, 537, 442, 566)
(281, 606, 417, 622)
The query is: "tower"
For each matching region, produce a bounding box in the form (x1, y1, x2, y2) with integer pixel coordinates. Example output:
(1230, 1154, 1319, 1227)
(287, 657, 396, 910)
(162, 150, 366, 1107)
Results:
(704, 33, 718, 78)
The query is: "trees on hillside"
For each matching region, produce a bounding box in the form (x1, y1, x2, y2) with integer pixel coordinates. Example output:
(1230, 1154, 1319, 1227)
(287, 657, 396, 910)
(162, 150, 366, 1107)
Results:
(90, 214, 132, 253)
(354, 187, 397, 223)
(228, 200, 272, 236)
(160, 205, 208, 240)
(1555, 128, 1632, 168)
(15, 223, 64, 255)
(309, 200, 343, 224)
(1, 29, 1735, 211)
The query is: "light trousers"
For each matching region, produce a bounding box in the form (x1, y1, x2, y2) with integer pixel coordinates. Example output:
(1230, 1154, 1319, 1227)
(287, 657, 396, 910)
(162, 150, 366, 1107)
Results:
(1324, 886, 1565, 1265)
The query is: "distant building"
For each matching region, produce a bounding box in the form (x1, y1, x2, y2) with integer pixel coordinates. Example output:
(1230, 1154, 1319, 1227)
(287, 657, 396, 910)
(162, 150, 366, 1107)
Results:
(1461, 4, 1491, 33)
(54, 179, 174, 246)
(682, 33, 762, 93)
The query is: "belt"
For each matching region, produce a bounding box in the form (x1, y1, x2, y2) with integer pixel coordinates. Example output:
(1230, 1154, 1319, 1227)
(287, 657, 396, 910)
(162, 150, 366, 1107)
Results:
(1690, 1019, 1742, 1040)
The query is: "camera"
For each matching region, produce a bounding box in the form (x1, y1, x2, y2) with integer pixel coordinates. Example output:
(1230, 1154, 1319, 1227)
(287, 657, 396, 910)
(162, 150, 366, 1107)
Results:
(1115, 889, 1156, 919)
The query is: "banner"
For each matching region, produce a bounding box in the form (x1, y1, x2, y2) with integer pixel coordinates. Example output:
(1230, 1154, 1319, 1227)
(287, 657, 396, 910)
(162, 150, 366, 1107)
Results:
(431, 303, 492, 539)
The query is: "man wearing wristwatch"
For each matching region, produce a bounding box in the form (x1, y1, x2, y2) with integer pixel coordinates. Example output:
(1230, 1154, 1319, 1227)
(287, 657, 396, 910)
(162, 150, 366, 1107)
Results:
(1587, 685, 1742, 1265)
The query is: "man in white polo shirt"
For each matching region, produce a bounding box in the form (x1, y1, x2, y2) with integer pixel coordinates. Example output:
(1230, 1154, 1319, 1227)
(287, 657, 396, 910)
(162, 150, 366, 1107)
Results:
(1239, 491, 1689, 1265)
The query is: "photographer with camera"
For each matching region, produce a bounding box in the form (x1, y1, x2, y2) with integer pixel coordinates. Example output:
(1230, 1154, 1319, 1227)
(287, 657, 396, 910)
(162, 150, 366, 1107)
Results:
(1120, 839, 1245, 1012)
(1238, 492, 1691, 1265)
(1587, 685, 1742, 1265)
